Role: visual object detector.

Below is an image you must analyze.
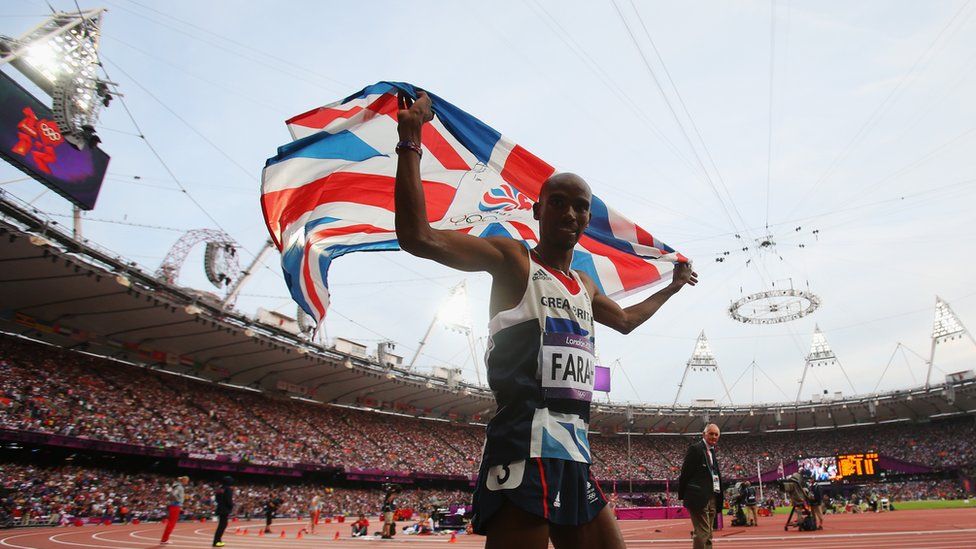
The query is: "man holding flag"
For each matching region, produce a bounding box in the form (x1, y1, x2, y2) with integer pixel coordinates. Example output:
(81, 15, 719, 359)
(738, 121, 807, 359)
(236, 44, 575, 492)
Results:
(393, 90, 697, 549)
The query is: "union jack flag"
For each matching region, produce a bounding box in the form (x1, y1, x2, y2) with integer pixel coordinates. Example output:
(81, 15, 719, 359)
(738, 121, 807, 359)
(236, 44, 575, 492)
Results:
(261, 82, 686, 324)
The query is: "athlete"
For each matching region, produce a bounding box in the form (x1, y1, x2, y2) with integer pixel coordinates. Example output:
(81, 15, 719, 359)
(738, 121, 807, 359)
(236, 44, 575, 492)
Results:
(308, 493, 322, 534)
(159, 475, 188, 544)
(394, 91, 697, 549)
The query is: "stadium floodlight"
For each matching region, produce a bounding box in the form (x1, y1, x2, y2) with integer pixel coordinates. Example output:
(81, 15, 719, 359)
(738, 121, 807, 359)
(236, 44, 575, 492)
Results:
(409, 280, 485, 385)
(796, 325, 858, 404)
(925, 296, 976, 388)
(931, 296, 964, 340)
(437, 282, 472, 334)
(672, 331, 733, 407)
(0, 8, 116, 149)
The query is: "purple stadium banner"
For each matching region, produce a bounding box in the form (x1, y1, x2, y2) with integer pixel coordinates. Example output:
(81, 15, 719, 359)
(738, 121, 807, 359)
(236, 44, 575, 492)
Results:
(595, 365, 611, 392)
(0, 428, 179, 458)
(878, 455, 934, 474)
(344, 468, 413, 483)
(178, 458, 302, 477)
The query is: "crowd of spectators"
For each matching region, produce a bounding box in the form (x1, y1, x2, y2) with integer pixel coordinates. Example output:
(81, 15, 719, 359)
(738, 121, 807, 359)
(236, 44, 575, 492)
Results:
(856, 479, 965, 502)
(0, 336, 481, 475)
(592, 422, 976, 481)
(2, 335, 975, 482)
(0, 462, 469, 526)
(4, 459, 966, 528)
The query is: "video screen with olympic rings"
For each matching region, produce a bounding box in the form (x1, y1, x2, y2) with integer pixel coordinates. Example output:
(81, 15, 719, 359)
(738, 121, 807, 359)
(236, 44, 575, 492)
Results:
(0, 70, 109, 210)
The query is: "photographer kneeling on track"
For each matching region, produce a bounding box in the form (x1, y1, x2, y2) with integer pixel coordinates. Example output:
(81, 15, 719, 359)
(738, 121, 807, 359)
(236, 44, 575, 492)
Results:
(776, 469, 818, 532)
(726, 481, 758, 527)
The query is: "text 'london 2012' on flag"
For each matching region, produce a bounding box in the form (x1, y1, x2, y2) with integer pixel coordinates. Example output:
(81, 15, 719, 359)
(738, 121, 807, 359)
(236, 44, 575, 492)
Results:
(261, 82, 687, 324)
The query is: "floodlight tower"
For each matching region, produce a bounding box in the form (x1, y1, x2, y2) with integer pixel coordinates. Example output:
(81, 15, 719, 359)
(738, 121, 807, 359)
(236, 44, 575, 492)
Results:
(795, 325, 857, 403)
(926, 296, 976, 388)
(0, 8, 116, 150)
(408, 280, 483, 385)
(672, 331, 733, 407)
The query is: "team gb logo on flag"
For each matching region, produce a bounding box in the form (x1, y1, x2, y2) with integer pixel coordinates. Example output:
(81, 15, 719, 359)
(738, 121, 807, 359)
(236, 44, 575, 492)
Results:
(479, 182, 533, 212)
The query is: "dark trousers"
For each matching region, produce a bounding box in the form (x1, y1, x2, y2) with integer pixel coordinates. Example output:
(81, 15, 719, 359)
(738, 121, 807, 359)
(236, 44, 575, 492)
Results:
(265, 511, 274, 530)
(689, 497, 716, 549)
(213, 513, 228, 545)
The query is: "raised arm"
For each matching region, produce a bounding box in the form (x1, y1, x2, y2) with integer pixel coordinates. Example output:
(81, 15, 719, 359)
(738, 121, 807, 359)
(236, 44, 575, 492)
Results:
(588, 262, 698, 334)
(394, 91, 517, 274)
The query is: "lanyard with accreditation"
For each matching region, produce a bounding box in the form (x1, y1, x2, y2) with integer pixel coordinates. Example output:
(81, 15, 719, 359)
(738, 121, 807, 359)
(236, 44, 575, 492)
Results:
(705, 442, 720, 493)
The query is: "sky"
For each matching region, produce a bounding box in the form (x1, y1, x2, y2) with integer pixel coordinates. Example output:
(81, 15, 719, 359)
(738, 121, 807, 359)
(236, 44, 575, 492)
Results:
(1, 0, 975, 406)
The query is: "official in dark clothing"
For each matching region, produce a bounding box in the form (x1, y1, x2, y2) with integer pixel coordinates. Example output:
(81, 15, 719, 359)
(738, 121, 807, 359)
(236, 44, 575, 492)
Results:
(380, 490, 397, 539)
(263, 495, 282, 534)
(678, 424, 723, 549)
(212, 476, 234, 547)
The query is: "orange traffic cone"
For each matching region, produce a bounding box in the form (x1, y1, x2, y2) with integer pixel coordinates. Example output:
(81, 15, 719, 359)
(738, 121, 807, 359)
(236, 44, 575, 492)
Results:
(334, 531, 340, 540)
(242, 528, 248, 536)
(296, 531, 303, 539)
(449, 532, 457, 543)
(280, 530, 286, 538)
(258, 529, 264, 537)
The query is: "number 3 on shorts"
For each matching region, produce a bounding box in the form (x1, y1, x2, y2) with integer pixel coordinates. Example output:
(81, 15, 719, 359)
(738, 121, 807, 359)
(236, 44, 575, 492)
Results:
(486, 460, 525, 491)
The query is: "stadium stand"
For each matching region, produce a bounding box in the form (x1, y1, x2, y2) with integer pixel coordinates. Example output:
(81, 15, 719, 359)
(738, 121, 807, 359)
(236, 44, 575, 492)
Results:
(0, 461, 469, 526)
(2, 333, 974, 483)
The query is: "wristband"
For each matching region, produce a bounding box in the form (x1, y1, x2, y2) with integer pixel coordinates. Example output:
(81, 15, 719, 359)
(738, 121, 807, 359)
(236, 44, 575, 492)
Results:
(395, 140, 422, 158)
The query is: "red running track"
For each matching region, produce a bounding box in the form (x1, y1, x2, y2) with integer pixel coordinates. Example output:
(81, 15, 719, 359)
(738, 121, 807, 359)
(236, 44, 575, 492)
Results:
(1, 509, 975, 548)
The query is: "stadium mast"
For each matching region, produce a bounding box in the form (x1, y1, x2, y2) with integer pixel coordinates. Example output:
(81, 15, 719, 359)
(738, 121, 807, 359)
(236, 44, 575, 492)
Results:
(926, 296, 976, 388)
(672, 331, 732, 407)
(407, 280, 483, 385)
(795, 325, 857, 403)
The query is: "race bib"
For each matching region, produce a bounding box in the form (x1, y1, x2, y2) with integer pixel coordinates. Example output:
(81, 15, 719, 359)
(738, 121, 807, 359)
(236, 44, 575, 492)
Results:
(486, 460, 525, 491)
(540, 331, 596, 402)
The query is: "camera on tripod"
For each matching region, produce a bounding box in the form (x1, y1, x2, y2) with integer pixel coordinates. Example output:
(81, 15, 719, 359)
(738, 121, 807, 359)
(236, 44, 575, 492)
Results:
(726, 481, 757, 527)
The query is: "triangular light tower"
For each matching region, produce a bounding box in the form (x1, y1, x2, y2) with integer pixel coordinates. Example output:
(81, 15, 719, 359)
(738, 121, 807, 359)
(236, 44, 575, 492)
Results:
(673, 331, 732, 407)
(926, 296, 976, 387)
(408, 281, 483, 385)
(796, 325, 857, 403)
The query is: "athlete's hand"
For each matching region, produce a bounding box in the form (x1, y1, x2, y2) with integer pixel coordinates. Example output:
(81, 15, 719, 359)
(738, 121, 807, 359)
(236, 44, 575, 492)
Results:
(669, 262, 698, 290)
(398, 90, 433, 141)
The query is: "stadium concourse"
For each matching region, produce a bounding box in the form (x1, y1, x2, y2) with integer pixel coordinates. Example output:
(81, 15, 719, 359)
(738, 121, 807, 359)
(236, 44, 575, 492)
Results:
(2, 192, 976, 548)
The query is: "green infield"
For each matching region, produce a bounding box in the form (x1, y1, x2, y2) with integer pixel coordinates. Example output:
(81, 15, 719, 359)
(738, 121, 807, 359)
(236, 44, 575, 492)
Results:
(769, 499, 976, 514)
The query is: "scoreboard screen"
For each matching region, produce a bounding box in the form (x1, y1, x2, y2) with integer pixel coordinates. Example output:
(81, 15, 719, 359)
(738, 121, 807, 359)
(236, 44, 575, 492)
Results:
(797, 456, 839, 481)
(836, 452, 879, 478)
(0, 70, 109, 210)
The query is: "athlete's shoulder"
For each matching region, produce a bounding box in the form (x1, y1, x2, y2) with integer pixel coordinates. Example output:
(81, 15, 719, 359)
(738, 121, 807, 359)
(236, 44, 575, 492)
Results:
(573, 269, 603, 297)
(482, 236, 527, 253)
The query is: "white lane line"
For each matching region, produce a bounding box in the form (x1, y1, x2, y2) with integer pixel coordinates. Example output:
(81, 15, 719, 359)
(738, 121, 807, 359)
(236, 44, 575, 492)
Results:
(0, 532, 47, 549)
(50, 530, 142, 549)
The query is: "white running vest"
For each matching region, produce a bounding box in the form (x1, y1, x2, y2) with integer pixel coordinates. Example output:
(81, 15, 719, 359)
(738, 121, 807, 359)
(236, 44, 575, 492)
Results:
(482, 248, 596, 464)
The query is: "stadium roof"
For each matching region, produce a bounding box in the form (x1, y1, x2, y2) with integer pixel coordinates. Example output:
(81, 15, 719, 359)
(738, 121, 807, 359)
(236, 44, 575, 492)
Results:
(2, 194, 975, 433)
